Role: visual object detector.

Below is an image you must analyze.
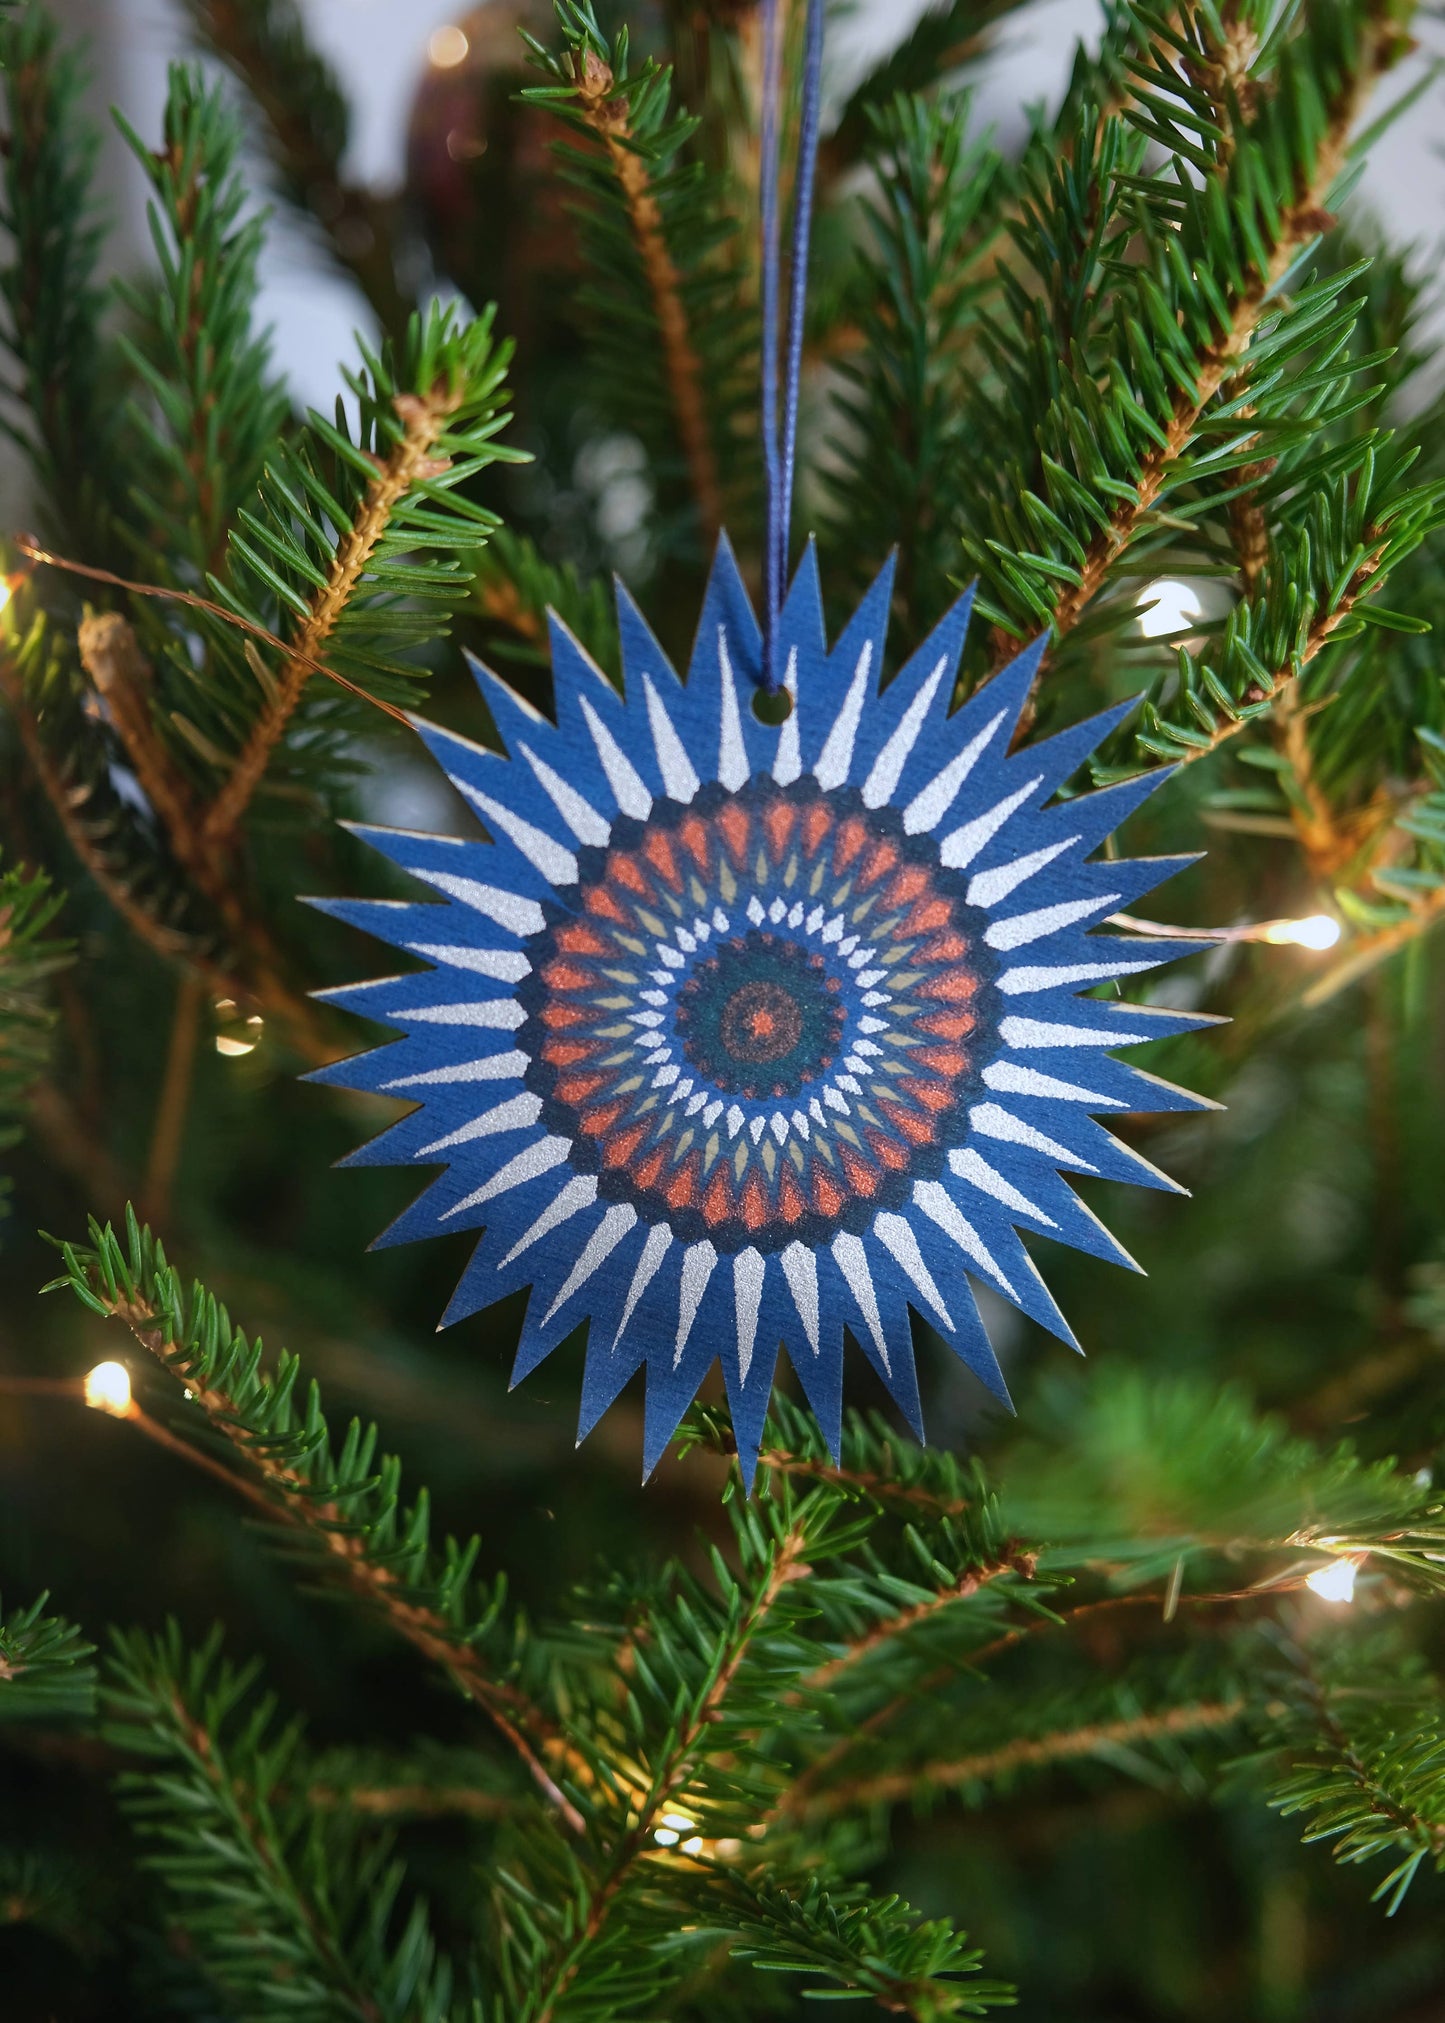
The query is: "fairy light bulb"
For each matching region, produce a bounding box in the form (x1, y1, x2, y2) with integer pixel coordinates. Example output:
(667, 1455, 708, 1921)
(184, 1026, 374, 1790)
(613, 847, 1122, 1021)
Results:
(84, 1361, 132, 1416)
(1305, 1557, 1359, 1604)
(653, 1811, 696, 1847)
(1136, 578, 1203, 638)
(0, 578, 13, 614)
(428, 24, 469, 67)
(1264, 914, 1341, 951)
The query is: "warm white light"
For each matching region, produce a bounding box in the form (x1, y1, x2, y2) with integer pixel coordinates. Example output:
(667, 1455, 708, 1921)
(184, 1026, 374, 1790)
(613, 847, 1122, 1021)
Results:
(215, 1014, 264, 1058)
(1136, 578, 1203, 639)
(84, 1361, 132, 1416)
(1264, 914, 1342, 951)
(428, 24, 470, 66)
(681, 1836, 704, 1855)
(1306, 1557, 1358, 1604)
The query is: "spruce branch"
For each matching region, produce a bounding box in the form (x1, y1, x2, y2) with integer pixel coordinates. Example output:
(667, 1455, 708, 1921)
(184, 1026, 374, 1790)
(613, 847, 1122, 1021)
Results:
(0, 1592, 96, 1724)
(106, 1625, 456, 2019)
(526, 1514, 814, 2023)
(0, 7, 122, 556)
(524, 3, 751, 549)
(957, 0, 1418, 679)
(176, 0, 413, 339)
(178, 303, 518, 839)
(780, 1696, 1247, 1821)
(0, 851, 69, 1203)
(112, 66, 290, 584)
(1267, 1636, 1445, 1912)
(50, 1210, 580, 1829)
(202, 366, 478, 849)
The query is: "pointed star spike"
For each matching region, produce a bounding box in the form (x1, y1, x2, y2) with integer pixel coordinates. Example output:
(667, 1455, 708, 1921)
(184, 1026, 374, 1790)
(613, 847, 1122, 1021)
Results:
(1014, 693, 1142, 797)
(690, 530, 763, 681)
(616, 578, 684, 693)
(779, 536, 826, 661)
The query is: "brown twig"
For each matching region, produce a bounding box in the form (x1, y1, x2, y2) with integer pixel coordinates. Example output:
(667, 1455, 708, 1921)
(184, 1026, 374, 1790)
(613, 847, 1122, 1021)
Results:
(77, 612, 200, 859)
(164, 1692, 386, 2023)
(801, 1550, 1037, 1696)
(780, 1698, 1247, 1821)
(569, 49, 723, 541)
(13, 539, 413, 730)
(307, 1780, 520, 1822)
(999, 9, 1400, 684)
(143, 973, 204, 1225)
(104, 1289, 584, 1832)
(1167, 542, 1391, 775)
(199, 386, 461, 850)
(532, 1525, 812, 2023)
(756, 1445, 971, 1519)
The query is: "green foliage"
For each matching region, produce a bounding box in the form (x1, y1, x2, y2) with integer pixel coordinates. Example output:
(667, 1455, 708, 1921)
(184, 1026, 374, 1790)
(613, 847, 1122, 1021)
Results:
(824, 93, 1004, 642)
(0, 855, 68, 1192)
(0, 5, 121, 554)
(1261, 1629, 1445, 1913)
(107, 1623, 457, 2020)
(186, 301, 522, 792)
(522, 1, 756, 558)
(114, 66, 290, 585)
(51, 1210, 521, 1690)
(0, 1592, 96, 1724)
(6, 0, 1445, 2014)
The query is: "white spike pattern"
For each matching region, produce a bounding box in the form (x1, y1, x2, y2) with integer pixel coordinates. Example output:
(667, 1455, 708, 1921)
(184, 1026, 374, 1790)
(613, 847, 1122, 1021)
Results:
(383, 1051, 528, 1090)
(939, 776, 1042, 870)
(461, 785, 578, 886)
(407, 944, 530, 981)
(1000, 1016, 1156, 1049)
(614, 1224, 672, 1347)
(983, 1061, 1120, 1105)
(420, 1092, 541, 1156)
(772, 647, 802, 785)
(395, 1000, 526, 1029)
(966, 835, 1078, 908)
(986, 893, 1120, 951)
(861, 657, 945, 808)
(499, 1175, 598, 1266)
(544, 1204, 638, 1321)
(733, 1248, 766, 1381)
(875, 1212, 953, 1326)
(443, 1136, 571, 1218)
(998, 958, 1161, 994)
(716, 630, 749, 790)
(782, 1242, 819, 1353)
(813, 642, 874, 790)
(948, 1148, 1057, 1226)
(969, 1103, 1096, 1171)
(579, 694, 652, 818)
(519, 742, 612, 846)
(912, 1181, 1016, 1295)
(424, 876, 545, 937)
(644, 676, 701, 802)
(831, 1232, 889, 1370)
(674, 1241, 718, 1365)
(902, 710, 1005, 833)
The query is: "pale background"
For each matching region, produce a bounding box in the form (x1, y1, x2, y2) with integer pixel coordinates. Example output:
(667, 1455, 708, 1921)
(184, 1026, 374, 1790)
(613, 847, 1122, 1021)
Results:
(30, 0, 1445, 429)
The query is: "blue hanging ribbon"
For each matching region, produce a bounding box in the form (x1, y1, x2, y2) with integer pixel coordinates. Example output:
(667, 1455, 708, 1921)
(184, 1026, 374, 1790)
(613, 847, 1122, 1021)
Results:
(759, 0, 825, 694)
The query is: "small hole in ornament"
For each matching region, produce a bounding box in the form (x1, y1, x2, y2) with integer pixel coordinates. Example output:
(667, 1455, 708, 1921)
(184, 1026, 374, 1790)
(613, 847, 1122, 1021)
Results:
(751, 685, 794, 726)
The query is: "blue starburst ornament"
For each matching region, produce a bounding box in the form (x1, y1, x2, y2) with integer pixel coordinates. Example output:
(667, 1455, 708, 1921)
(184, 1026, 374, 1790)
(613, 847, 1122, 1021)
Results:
(310, 541, 1217, 1480)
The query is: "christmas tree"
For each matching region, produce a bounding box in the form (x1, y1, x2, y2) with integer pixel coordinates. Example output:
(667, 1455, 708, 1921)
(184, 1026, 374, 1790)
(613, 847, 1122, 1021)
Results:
(4, 1, 1445, 2015)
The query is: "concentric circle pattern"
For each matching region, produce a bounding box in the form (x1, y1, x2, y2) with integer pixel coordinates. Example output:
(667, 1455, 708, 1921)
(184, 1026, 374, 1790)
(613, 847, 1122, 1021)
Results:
(323, 542, 1211, 1479)
(519, 780, 998, 1254)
